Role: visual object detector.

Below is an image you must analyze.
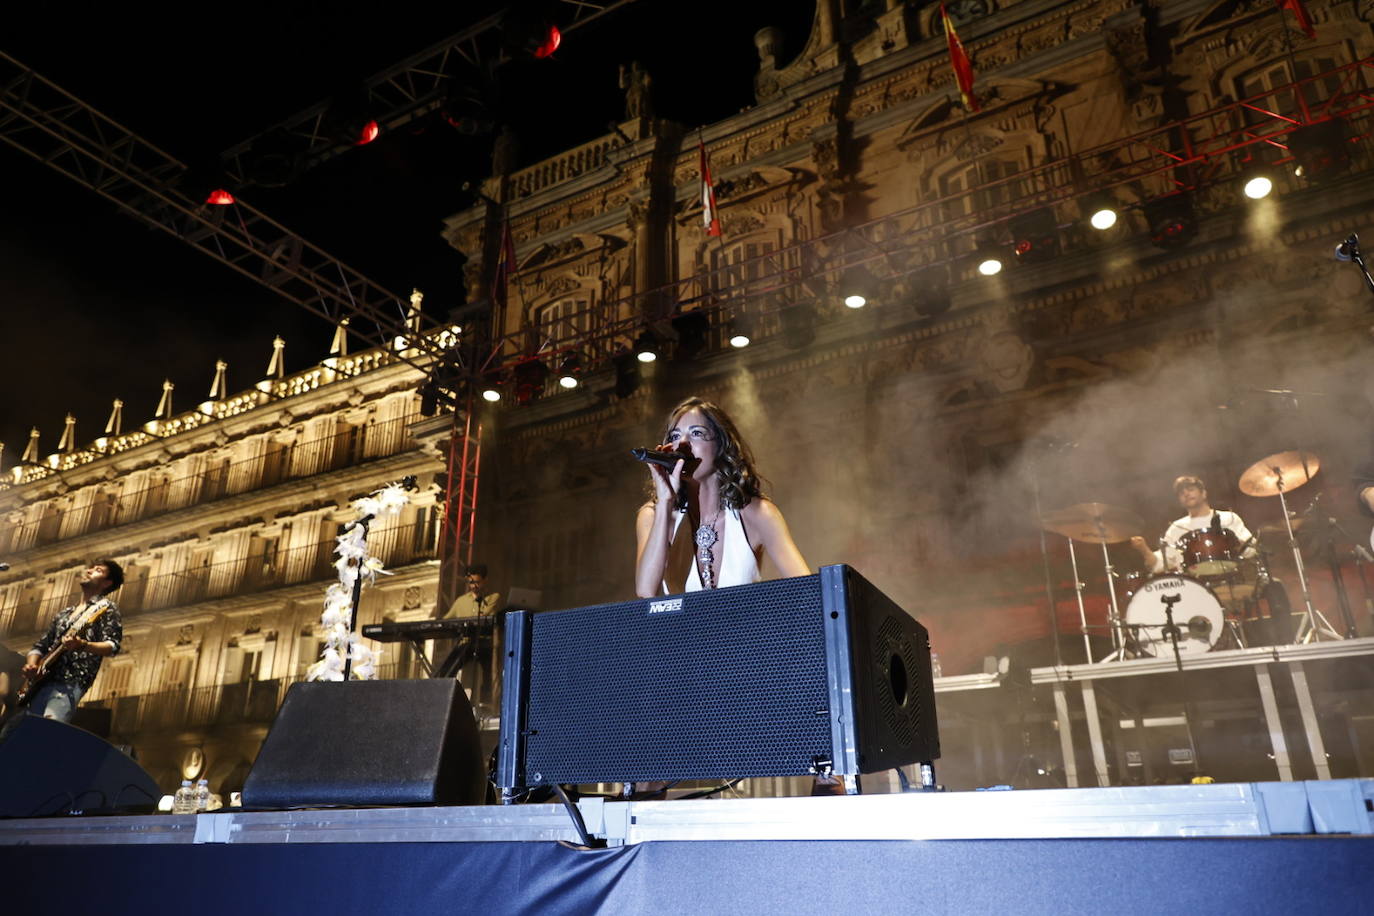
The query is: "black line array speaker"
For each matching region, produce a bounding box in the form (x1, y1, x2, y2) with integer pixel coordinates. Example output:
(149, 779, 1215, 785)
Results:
(242, 679, 486, 808)
(0, 714, 160, 817)
(497, 565, 939, 790)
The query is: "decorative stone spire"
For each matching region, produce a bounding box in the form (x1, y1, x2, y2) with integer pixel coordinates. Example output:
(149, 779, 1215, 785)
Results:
(21, 428, 40, 464)
(265, 336, 285, 379)
(208, 360, 228, 400)
(156, 380, 175, 420)
(105, 399, 124, 435)
(58, 413, 76, 452)
(408, 289, 424, 332)
(329, 318, 350, 358)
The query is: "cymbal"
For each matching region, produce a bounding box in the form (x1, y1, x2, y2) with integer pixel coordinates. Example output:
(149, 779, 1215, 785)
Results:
(1040, 502, 1145, 544)
(1257, 519, 1304, 539)
(1238, 450, 1320, 497)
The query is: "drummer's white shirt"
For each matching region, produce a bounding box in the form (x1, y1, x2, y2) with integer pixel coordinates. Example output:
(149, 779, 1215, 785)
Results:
(1148, 510, 1256, 573)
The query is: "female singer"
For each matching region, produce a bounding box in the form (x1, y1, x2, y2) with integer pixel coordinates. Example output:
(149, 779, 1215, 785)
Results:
(635, 397, 809, 597)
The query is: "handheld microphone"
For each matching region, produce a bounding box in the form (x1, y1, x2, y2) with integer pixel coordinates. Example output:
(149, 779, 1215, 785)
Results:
(631, 447, 698, 471)
(1335, 233, 1360, 262)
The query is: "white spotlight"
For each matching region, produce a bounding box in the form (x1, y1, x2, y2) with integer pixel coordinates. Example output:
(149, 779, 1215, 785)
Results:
(1090, 208, 1118, 230)
(1243, 176, 1273, 200)
(843, 294, 866, 309)
(481, 388, 501, 403)
(977, 257, 1003, 277)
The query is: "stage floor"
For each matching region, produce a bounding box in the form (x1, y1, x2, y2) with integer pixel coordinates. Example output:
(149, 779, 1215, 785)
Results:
(5, 781, 1372, 915)
(2, 778, 1370, 846)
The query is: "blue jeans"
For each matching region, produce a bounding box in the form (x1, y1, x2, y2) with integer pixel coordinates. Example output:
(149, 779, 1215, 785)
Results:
(27, 681, 85, 722)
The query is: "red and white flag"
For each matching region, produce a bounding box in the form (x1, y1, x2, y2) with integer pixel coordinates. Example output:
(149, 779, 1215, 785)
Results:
(698, 139, 722, 237)
(940, 4, 980, 113)
(1274, 0, 1316, 39)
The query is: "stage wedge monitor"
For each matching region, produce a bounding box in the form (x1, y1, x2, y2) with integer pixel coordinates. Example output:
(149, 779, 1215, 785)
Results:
(497, 564, 938, 790)
(242, 679, 486, 809)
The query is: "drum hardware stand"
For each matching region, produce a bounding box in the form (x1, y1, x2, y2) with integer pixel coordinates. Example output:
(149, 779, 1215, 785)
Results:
(1095, 527, 1131, 663)
(1315, 517, 1362, 639)
(1065, 537, 1093, 663)
(1029, 448, 1067, 669)
(1159, 593, 1206, 780)
(1268, 466, 1341, 643)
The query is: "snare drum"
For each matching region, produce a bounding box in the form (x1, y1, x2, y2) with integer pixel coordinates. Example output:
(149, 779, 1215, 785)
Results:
(1177, 528, 1241, 577)
(1123, 574, 1225, 656)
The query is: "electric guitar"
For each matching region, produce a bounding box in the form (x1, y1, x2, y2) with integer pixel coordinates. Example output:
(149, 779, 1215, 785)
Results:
(16, 599, 112, 706)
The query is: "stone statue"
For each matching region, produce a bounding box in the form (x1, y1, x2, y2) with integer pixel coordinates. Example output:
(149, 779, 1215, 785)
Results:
(619, 62, 653, 121)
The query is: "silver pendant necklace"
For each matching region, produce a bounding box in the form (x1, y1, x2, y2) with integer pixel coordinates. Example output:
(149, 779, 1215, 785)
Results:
(694, 513, 721, 590)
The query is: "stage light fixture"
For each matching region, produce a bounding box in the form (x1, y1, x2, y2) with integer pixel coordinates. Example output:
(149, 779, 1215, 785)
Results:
(1288, 119, 1351, 183)
(975, 243, 1004, 276)
(613, 349, 641, 398)
(480, 369, 504, 403)
(1144, 195, 1197, 249)
(502, 3, 563, 59)
(634, 329, 660, 363)
(1009, 209, 1061, 264)
(780, 300, 817, 349)
(206, 188, 235, 206)
(513, 359, 550, 405)
(325, 87, 383, 147)
(243, 129, 302, 188)
(840, 264, 877, 309)
(442, 84, 496, 136)
(1079, 192, 1119, 231)
(910, 265, 951, 317)
(728, 313, 756, 348)
(671, 310, 711, 360)
(1242, 175, 1273, 199)
(557, 353, 583, 389)
(180, 161, 236, 207)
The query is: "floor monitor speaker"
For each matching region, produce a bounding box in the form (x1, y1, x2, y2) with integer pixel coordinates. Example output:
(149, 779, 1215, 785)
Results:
(0, 714, 160, 817)
(497, 565, 939, 790)
(242, 678, 486, 808)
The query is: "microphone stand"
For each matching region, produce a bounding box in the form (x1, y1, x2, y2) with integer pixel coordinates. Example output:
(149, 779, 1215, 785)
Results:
(1028, 450, 1066, 668)
(1336, 233, 1374, 299)
(1160, 592, 1206, 779)
(342, 476, 418, 681)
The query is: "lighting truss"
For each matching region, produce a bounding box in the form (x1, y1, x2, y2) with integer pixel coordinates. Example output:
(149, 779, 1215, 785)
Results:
(218, 1, 638, 188)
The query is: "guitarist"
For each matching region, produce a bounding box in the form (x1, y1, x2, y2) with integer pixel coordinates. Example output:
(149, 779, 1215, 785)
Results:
(19, 559, 124, 723)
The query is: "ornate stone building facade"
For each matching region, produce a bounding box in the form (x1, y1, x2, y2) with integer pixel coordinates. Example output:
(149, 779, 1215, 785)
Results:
(445, 0, 1374, 677)
(0, 340, 449, 793)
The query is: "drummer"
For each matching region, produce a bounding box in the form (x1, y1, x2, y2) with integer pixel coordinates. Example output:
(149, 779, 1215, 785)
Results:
(1130, 475, 1257, 573)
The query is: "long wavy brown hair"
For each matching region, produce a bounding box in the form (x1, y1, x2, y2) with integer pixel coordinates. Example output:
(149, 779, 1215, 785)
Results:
(652, 397, 765, 510)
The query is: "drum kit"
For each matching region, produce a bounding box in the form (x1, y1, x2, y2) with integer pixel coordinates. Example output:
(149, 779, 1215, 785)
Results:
(1040, 449, 1353, 665)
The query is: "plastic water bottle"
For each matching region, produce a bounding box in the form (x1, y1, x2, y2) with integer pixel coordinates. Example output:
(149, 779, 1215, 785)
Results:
(194, 779, 211, 812)
(930, 652, 943, 678)
(172, 779, 195, 814)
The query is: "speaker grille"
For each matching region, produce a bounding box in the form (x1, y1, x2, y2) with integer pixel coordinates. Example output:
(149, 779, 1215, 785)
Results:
(523, 576, 831, 783)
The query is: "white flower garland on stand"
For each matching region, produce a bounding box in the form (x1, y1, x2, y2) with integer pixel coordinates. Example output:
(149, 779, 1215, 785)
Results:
(306, 481, 413, 681)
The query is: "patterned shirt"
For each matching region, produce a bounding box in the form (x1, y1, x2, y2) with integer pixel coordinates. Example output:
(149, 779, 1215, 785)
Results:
(30, 598, 123, 692)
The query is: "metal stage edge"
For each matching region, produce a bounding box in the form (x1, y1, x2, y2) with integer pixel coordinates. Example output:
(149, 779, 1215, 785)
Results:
(2, 779, 1370, 847)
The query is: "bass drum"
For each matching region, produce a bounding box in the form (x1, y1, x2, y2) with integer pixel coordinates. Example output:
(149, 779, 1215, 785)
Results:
(1123, 574, 1225, 656)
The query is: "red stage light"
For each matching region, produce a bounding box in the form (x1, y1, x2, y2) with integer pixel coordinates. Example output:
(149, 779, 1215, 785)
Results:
(357, 119, 380, 145)
(533, 25, 561, 59)
(206, 189, 235, 206)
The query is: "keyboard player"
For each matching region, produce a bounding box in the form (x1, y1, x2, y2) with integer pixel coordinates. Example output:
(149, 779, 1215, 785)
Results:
(436, 564, 501, 712)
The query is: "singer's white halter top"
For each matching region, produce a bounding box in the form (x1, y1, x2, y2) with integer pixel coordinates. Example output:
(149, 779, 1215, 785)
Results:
(662, 507, 760, 594)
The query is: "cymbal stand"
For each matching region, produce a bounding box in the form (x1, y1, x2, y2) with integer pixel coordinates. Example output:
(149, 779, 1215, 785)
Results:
(1096, 520, 1131, 663)
(1272, 469, 1341, 642)
(1065, 537, 1093, 663)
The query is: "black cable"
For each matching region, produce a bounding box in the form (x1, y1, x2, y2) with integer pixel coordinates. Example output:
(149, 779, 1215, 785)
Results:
(895, 767, 912, 792)
(677, 777, 744, 800)
(24, 790, 76, 818)
(550, 784, 602, 848)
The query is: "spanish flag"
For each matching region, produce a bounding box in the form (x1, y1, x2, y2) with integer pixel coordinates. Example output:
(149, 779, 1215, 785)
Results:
(941, 4, 980, 113)
(699, 139, 722, 237)
(1275, 0, 1316, 39)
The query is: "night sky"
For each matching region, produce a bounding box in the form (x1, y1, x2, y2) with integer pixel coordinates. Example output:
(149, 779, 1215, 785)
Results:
(0, 1, 814, 464)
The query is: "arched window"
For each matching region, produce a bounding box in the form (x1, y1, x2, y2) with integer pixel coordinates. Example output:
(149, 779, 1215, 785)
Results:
(1236, 52, 1344, 122)
(534, 295, 589, 348)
